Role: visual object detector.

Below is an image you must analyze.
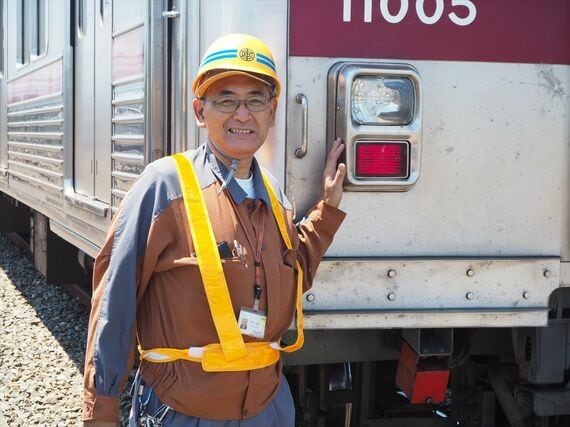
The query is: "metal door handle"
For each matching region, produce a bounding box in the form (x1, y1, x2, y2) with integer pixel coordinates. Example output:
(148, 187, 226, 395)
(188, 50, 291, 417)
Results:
(295, 94, 308, 158)
(162, 10, 180, 19)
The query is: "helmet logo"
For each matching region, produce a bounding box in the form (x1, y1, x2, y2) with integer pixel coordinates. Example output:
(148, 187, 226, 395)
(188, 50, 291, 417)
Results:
(239, 48, 255, 62)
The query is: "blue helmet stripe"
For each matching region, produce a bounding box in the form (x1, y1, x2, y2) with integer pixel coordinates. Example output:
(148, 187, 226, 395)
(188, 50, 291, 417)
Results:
(201, 49, 238, 66)
(256, 53, 275, 67)
(201, 53, 239, 67)
(203, 49, 238, 61)
(256, 56, 276, 71)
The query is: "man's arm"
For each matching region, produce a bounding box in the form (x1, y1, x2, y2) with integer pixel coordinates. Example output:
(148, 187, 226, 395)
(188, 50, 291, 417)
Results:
(83, 162, 169, 422)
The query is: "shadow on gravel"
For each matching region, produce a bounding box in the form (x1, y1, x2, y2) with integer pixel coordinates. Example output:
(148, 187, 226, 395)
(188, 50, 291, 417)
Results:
(0, 234, 89, 372)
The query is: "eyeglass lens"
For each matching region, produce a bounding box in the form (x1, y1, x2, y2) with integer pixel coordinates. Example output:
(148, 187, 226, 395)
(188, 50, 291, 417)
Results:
(207, 96, 269, 113)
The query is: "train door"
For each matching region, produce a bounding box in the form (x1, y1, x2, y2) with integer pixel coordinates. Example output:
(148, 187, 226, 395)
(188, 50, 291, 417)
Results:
(74, 0, 112, 203)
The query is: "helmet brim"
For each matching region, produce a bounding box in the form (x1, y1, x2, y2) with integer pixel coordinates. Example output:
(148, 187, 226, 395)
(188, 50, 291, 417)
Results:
(194, 70, 279, 98)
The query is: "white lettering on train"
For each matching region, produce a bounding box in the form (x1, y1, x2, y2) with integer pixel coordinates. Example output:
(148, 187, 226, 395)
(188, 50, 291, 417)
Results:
(343, 0, 477, 26)
(380, 0, 409, 24)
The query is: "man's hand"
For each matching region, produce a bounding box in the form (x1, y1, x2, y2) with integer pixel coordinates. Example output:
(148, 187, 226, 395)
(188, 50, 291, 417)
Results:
(322, 138, 346, 208)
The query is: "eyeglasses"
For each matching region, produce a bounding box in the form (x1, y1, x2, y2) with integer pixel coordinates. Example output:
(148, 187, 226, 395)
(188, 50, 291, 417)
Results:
(202, 95, 271, 113)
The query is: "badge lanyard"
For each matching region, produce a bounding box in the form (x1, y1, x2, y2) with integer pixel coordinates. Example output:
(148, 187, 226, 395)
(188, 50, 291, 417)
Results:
(232, 199, 266, 311)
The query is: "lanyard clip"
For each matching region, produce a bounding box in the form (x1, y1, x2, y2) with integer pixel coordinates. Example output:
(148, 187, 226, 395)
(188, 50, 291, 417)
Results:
(253, 284, 262, 312)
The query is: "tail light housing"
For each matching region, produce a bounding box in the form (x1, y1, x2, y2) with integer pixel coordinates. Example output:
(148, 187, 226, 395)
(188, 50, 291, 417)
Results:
(328, 63, 422, 191)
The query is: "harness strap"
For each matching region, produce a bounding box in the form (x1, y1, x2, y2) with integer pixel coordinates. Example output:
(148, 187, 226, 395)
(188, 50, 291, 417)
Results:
(140, 342, 282, 372)
(138, 154, 304, 372)
(261, 172, 304, 353)
(172, 152, 247, 361)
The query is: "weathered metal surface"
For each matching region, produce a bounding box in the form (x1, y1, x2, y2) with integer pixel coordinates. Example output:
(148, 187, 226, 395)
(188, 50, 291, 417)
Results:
(308, 258, 559, 310)
(299, 258, 559, 328)
(287, 57, 570, 260)
(302, 308, 548, 329)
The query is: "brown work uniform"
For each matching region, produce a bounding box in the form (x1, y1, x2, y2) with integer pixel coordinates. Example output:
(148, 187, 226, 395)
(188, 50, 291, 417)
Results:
(83, 144, 345, 422)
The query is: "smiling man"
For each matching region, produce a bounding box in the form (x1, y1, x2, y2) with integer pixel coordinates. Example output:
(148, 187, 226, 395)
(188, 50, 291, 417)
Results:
(83, 33, 346, 427)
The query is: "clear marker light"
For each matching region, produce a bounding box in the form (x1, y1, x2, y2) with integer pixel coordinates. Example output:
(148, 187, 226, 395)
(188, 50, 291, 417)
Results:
(351, 76, 414, 126)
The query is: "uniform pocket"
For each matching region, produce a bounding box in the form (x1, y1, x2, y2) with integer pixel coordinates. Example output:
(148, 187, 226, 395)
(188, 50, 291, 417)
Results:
(281, 249, 298, 269)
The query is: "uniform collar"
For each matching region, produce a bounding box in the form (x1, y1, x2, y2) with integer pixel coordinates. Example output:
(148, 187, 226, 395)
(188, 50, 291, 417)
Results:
(192, 143, 270, 205)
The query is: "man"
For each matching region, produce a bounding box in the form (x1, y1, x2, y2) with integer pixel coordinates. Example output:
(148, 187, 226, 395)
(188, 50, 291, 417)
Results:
(83, 33, 346, 426)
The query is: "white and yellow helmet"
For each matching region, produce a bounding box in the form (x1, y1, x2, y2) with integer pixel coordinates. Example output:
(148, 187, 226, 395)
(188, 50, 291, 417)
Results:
(192, 33, 281, 98)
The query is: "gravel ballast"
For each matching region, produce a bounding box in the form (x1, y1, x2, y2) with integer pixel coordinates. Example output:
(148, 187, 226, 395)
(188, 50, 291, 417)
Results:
(0, 233, 131, 426)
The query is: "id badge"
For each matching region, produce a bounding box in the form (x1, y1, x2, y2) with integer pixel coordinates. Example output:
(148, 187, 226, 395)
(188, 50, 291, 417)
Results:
(238, 307, 267, 339)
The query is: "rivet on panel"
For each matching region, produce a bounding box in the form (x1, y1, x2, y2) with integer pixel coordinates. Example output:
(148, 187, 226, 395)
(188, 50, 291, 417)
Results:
(543, 270, 552, 278)
(306, 293, 315, 302)
(388, 269, 397, 278)
(522, 291, 531, 299)
(466, 292, 474, 300)
(387, 292, 396, 301)
(466, 269, 475, 277)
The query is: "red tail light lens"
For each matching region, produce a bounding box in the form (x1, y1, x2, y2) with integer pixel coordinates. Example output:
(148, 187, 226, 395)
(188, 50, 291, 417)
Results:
(355, 141, 409, 178)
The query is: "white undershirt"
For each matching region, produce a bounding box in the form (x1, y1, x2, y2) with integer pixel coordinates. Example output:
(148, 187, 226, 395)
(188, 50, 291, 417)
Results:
(235, 175, 255, 199)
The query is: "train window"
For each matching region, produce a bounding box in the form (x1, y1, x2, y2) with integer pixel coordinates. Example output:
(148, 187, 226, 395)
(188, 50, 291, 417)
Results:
(79, 0, 88, 37)
(28, 1, 38, 58)
(30, 0, 47, 59)
(16, 1, 24, 65)
(16, 0, 48, 66)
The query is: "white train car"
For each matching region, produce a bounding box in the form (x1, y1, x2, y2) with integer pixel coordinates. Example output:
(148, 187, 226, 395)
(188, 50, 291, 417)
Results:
(0, 1, 569, 425)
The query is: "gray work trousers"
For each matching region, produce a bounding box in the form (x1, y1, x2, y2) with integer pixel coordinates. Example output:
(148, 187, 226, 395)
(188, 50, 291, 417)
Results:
(128, 372, 295, 427)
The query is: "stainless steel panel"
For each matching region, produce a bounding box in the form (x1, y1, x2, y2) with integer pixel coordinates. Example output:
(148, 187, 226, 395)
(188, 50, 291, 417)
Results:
(110, 3, 147, 211)
(301, 308, 548, 330)
(288, 58, 570, 258)
(145, 0, 166, 163)
(111, 76, 145, 209)
(6, 93, 64, 201)
(113, 0, 145, 35)
(306, 258, 558, 311)
(50, 219, 105, 259)
(171, 0, 188, 154)
(74, 0, 95, 198)
(94, 0, 112, 203)
(74, 0, 114, 204)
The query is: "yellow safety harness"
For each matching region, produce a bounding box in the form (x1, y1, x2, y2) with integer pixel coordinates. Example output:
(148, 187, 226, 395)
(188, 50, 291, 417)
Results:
(138, 153, 304, 372)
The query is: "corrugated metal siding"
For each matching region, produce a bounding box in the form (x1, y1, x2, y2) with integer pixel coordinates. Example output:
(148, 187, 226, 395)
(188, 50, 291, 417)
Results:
(111, 24, 145, 213)
(6, 93, 64, 197)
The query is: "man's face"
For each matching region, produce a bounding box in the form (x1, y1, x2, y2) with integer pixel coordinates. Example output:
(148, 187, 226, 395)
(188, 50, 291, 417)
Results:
(193, 75, 277, 161)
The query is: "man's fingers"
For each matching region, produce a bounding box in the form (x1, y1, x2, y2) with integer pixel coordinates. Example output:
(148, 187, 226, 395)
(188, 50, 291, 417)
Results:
(336, 163, 347, 182)
(329, 163, 346, 187)
(325, 139, 345, 176)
